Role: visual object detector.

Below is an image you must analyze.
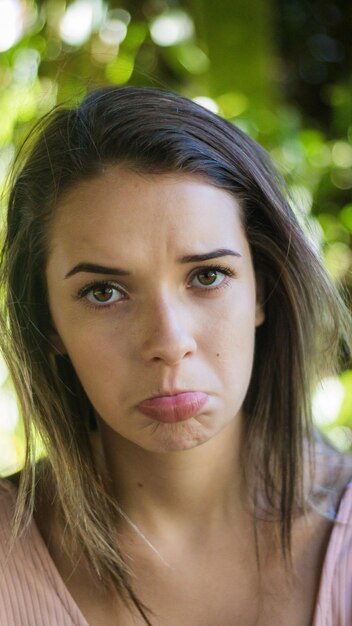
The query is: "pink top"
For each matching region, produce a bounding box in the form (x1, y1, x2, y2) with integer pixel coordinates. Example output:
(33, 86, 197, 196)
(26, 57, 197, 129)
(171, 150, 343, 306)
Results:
(0, 479, 351, 626)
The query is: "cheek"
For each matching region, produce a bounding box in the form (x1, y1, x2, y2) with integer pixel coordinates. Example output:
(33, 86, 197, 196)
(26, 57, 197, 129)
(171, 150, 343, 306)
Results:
(64, 335, 134, 423)
(68, 330, 127, 376)
(52, 316, 130, 403)
(212, 287, 257, 348)
(209, 293, 257, 385)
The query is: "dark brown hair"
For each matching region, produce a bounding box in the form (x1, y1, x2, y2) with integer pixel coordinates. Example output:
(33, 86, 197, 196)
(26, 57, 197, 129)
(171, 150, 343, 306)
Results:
(1, 86, 350, 621)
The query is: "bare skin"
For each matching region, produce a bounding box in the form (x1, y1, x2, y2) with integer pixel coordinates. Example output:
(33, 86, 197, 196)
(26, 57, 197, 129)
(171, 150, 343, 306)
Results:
(34, 450, 352, 626)
(39, 168, 352, 625)
(34, 445, 352, 626)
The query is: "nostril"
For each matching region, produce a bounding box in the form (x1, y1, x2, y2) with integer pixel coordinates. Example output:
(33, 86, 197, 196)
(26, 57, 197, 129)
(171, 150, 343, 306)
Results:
(141, 334, 196, 366)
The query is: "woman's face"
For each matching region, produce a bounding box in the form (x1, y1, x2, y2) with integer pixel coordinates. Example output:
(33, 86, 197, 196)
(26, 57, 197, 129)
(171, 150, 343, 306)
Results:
(46, 167, 264, 452)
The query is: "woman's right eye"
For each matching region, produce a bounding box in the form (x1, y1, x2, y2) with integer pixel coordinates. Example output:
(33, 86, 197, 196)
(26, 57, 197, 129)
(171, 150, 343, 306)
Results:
(79, 283, 125, 307)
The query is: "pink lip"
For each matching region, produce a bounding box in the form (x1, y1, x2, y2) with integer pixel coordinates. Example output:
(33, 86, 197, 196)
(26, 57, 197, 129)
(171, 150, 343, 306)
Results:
(137, 391, 209, 423)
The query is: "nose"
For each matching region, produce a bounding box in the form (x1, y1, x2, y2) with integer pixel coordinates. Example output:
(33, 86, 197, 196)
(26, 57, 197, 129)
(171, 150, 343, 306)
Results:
(140, 295, 197, 366)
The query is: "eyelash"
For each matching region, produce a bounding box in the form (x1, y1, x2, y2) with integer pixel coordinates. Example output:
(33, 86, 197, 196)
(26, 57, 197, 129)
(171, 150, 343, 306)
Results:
(76, 264, 235, 310)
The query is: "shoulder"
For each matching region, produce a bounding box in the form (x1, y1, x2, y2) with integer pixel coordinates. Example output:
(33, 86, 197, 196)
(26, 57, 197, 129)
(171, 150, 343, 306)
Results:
(310, 438, 352, 511)
(312, 469, 352, 626)
(0, 473, 87, 626)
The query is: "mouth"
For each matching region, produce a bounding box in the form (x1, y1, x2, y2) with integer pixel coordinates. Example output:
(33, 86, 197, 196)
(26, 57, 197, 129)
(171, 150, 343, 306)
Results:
(137, 391, 209, 423)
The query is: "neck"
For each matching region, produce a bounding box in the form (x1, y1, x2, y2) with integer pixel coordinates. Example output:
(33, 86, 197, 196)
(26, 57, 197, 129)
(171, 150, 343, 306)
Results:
(96, 418, 247, 535)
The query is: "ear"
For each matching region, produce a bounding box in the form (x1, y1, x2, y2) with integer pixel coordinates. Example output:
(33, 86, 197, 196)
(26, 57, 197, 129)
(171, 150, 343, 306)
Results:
(255, 275, 266, 327)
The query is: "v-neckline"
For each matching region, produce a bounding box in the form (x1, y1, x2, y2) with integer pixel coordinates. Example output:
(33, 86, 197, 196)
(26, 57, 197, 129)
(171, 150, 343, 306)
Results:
(3, 477, 352, 626)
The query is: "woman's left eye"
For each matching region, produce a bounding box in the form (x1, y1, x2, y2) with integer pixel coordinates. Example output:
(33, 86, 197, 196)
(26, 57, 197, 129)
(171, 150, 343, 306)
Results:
(190, 266, 233, 289)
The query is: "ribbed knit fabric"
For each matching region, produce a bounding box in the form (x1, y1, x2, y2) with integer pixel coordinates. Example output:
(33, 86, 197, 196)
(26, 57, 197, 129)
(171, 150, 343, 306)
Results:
(0, 481, 88, 626)
(0, 479, 351, 626)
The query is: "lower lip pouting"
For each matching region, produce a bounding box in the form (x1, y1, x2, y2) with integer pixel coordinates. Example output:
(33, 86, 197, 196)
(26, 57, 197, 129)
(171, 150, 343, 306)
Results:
(137, 392, 209, 423)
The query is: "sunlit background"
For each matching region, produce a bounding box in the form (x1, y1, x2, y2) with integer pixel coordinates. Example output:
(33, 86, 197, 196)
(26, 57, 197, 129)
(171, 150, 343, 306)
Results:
(0, 0, 351, 476)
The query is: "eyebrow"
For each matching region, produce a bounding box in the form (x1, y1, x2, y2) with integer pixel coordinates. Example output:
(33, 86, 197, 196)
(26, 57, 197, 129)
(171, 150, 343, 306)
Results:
(64, 248, 242, 279)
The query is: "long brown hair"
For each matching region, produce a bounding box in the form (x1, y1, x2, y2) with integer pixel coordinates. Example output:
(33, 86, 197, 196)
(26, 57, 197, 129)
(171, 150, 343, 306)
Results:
(1, 86, 350, 621)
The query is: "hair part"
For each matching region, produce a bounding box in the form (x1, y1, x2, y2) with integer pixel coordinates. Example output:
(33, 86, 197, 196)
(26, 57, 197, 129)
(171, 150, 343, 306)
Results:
(1, 86, 350, 621)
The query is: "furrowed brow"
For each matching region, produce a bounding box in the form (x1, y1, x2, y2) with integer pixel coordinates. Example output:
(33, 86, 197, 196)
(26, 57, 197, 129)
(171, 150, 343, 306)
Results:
(65, 249, 242, 279)
(178, 248, 242, 263)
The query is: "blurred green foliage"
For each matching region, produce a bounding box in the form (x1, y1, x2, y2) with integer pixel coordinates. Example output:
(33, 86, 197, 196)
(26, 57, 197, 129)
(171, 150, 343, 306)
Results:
(0, 0, 351, 474)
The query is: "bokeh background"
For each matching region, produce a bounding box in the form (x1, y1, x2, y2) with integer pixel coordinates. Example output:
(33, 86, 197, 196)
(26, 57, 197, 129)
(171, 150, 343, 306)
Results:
(0, 0, 351, 476)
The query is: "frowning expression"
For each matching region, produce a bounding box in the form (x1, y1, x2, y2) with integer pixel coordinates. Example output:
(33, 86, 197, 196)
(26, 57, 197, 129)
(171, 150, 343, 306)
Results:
(46, 167, 264, 452)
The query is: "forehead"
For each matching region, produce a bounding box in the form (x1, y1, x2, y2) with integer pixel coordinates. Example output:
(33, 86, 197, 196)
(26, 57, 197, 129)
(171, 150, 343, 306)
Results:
(48, 167, 248, 264)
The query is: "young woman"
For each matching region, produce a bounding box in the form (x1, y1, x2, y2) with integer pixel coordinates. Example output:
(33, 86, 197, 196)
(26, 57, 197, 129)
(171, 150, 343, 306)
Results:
(0, 86, 351, 626)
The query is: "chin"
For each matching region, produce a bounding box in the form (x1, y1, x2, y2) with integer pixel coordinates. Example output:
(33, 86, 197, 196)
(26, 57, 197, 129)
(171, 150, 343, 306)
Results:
(139, 419, 215, 453)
